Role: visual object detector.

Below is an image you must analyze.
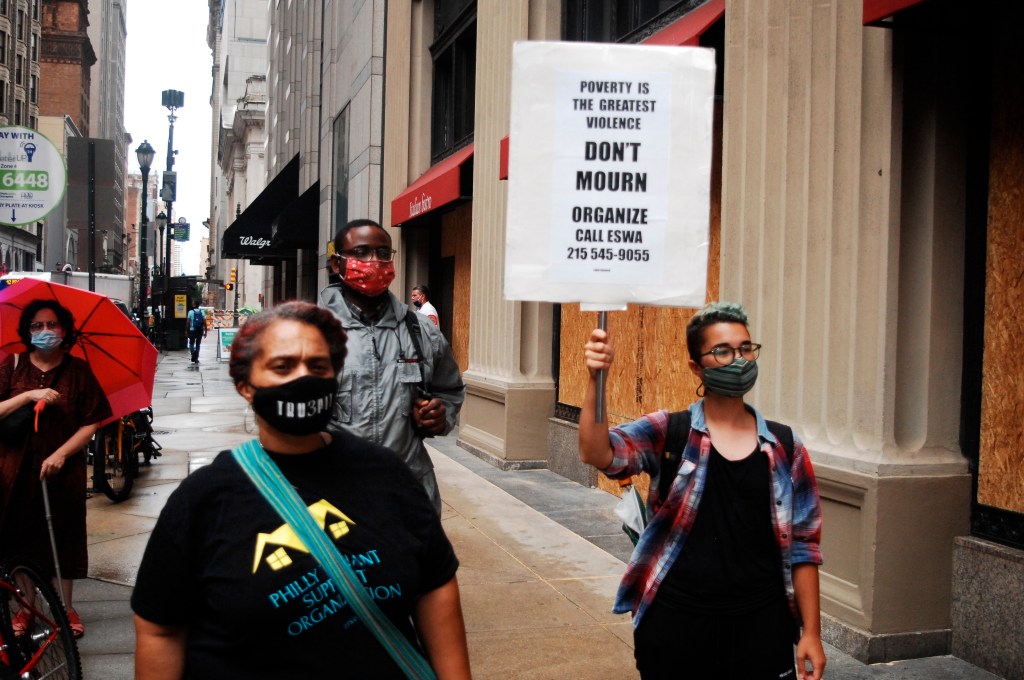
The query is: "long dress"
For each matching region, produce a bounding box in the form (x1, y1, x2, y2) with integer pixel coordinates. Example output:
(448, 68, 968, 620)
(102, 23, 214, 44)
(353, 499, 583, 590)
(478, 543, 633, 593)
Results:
(0, 352, 111, 578)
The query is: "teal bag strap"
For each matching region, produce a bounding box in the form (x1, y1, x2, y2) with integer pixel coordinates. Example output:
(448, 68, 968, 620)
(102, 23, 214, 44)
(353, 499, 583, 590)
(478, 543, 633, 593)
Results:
(232, 439, 437, 680)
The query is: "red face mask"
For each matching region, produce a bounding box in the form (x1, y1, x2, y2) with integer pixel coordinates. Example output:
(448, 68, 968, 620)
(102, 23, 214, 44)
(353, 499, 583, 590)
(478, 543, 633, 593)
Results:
(341, 257, 396, 297)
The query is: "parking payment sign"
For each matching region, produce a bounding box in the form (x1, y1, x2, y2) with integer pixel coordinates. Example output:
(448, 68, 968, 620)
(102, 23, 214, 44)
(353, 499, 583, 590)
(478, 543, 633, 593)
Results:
(0, 126, 68, 226)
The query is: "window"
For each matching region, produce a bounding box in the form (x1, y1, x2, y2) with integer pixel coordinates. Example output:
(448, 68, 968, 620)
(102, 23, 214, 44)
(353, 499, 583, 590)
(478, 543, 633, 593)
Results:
(29, 74, 36, 103)
(14, 99, 21, 125)
(0, 32, 6, 64)
(17, 10, 23, 40)
(430, 0, 476, 163)
(15, 54, 22, 84)
(30, 33, 36, 61)
(332, 105, 350, 233)
(31, 0, 37, 21)
(0, 0, 7, 15)
(0, 81, 6, 113)
(563, 0, 688, 42)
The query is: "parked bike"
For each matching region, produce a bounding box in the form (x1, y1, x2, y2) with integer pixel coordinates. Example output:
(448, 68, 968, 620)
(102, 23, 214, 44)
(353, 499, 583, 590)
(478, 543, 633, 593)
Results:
(0, 556, 81, 679)
(91, 407, 161, 503)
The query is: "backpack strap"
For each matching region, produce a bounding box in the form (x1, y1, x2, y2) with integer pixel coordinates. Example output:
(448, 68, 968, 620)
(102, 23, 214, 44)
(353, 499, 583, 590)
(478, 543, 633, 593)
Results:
(657, 411, 794, 503)
(657, 409, 692, 505)
(403, 310, 427, 389)
(765, 419, 794, 466)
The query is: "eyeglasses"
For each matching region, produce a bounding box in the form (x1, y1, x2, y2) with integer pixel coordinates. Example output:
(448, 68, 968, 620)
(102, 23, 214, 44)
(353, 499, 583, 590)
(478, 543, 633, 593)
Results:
(29, 321, 62, 332)
(699, 342, 761, 365)
(338, 246, 396, 262)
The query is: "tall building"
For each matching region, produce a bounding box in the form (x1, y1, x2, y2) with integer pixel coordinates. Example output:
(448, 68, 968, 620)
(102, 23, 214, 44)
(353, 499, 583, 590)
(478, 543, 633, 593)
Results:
(87, 0, 127, 271)
(39, 0, 93, 136)
(206, 0, 269, 311)
(0, 0, 44, 270)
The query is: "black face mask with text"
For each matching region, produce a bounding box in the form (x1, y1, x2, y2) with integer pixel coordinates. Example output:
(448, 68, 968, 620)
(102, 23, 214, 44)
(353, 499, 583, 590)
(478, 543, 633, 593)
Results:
(251, 375, 336, 436)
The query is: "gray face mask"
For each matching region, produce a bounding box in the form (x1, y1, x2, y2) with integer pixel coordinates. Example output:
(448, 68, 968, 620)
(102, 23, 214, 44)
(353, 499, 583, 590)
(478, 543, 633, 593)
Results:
(702, 358, 758, 398)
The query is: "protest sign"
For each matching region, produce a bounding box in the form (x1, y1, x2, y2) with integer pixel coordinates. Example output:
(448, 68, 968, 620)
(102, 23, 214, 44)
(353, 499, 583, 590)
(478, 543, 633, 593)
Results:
(505, 41, 715, 310)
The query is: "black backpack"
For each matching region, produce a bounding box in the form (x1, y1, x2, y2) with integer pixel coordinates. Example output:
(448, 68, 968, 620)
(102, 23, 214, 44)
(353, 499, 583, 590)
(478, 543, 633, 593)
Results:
(656, 409, 794, 506)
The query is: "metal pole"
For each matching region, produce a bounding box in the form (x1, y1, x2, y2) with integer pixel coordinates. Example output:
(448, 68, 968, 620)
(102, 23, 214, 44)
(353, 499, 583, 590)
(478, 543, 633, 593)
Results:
(138, 169, 149, 327)
(595, 311, 608, 422)
(41, 479, 67, 608)
(233, 262, 239, 327)
(87, 140, 96, 291)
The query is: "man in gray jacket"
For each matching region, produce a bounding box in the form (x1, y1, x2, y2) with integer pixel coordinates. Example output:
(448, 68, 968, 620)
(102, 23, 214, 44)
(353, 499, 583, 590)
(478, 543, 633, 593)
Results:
(319, 218, 465, 513)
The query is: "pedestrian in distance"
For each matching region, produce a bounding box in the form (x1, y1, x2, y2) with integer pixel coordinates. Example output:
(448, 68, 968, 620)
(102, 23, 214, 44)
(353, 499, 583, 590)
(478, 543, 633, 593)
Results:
(411, 284, 439, 326)
(186, 300, 207, 363)
(0, 299, 112, 639)
(319, 219, 465, 514)
(579, 301, 826, 680)
(132, 301, 471, 680)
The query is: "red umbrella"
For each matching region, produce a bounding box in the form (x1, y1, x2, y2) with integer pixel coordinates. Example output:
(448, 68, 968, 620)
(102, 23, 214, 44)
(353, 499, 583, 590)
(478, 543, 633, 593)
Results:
(0, 278, 157, 424)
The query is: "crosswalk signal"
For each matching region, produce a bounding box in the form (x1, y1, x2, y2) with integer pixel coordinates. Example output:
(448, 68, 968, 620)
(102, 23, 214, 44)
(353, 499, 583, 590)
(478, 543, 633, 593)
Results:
(230, 266, 237, 283)
(225, 283, 233, 291)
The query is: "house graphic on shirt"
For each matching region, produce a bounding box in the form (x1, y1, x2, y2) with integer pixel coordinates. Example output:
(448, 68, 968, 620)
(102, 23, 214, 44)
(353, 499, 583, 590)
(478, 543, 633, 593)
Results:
(251, 499, 356, 573)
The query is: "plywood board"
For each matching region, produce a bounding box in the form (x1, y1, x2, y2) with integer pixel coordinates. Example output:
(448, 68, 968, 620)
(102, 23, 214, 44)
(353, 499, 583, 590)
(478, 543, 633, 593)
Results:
(978, 36, 1024, 514)
(442, 205, 473, 372)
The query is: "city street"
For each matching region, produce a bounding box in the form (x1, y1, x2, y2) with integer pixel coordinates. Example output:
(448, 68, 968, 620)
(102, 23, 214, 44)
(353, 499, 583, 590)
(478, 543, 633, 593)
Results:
(74, 342, 1001, 679)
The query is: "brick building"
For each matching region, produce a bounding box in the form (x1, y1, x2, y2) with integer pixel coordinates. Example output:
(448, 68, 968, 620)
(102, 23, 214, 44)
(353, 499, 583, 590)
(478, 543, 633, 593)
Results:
(39, 0, 94, 136)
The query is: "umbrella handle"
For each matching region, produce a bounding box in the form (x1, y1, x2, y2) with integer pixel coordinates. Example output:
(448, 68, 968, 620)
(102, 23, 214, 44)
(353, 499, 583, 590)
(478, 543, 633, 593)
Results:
(34, 400, 45, 432)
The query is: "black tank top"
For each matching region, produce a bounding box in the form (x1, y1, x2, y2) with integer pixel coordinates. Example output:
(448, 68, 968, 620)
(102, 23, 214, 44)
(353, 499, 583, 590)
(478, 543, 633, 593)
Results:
(656, 444, 785, 615)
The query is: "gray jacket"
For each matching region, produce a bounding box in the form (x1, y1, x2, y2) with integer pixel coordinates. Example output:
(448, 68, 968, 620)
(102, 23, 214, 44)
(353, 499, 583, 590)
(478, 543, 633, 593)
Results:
(318, 285, 465, 480)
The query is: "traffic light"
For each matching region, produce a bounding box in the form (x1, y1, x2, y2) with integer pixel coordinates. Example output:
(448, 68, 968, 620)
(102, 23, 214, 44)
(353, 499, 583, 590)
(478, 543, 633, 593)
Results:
(230, 266, 237, 283)
(225, 283, 233, 291)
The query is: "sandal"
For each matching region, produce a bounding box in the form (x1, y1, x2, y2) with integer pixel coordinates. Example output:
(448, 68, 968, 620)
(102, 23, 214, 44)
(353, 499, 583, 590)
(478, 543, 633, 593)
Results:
(66, 607, 84, 639)
(11, 609, 33, 637)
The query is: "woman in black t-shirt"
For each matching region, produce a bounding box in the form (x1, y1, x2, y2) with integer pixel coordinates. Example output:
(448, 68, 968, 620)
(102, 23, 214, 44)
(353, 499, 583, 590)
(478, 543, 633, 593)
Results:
(132, 301, 471, 680)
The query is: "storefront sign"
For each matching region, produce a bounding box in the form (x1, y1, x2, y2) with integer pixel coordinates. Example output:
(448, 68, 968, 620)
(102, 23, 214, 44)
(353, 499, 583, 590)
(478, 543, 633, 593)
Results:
(174, 294, 187, 319)
(217, 327, 238, 361)
(0, 126, 68, 227)
(505, 42, 715, 309)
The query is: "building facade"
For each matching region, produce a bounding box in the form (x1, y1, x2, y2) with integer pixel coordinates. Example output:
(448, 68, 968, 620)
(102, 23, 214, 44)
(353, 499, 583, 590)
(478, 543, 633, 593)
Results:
(206, 0, 269, 313)
(39, 0, 92, 136)
(86, 0, 127, 272)
(381, 0, 1024, 676)
(0, 0, 43, 271)
(217, 0, 385, 309)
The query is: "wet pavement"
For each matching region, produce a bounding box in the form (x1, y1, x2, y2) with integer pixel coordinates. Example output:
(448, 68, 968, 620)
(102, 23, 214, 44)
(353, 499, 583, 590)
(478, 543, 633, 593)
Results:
(77, 341, 1003, 679)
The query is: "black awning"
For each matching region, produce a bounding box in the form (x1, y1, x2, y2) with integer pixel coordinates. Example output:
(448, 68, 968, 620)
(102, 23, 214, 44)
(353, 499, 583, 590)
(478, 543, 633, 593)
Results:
(271, 181, 320, 250)
(221, 155, 299, 259)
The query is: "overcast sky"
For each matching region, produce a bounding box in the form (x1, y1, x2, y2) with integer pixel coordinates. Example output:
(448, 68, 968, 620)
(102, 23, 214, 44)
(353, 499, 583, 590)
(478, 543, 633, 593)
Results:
(123, 0, 214, 276)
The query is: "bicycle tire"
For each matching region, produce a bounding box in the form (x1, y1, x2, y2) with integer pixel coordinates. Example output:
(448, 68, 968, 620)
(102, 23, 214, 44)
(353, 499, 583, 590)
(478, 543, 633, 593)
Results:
(92, 422, 136, 503)
(0, 558, 82, 680)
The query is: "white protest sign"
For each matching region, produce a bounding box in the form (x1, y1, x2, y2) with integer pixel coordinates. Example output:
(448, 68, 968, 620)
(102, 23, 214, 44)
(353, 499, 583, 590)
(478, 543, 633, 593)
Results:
(0, 126, 68, 226)
(504, 42, 715, 310)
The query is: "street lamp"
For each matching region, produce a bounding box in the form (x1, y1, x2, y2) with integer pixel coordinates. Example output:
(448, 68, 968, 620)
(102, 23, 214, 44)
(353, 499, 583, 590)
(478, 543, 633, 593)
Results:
(135, 140, 155, 329)
(155, 211, 167, 282)
(161, 89, 183, 348)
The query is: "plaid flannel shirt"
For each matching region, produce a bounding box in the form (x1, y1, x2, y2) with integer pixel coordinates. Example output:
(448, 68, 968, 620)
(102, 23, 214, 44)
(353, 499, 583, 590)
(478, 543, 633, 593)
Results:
(603, 400, 823, 629)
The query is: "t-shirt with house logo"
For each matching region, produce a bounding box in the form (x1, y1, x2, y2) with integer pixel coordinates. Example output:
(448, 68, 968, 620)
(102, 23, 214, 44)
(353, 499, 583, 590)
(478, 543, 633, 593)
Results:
(130, 430, 458, 679)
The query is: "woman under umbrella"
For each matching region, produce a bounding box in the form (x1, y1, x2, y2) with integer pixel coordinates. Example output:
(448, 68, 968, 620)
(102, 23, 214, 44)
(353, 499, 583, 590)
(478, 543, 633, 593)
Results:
(0, 299, 112, 638)
(132, 301, 471, 679)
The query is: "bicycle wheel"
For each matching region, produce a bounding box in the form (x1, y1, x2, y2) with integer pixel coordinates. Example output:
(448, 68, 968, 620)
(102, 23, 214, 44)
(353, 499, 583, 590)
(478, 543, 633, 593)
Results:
(0, 558, 82, 680)
(92, 421, 136, 503)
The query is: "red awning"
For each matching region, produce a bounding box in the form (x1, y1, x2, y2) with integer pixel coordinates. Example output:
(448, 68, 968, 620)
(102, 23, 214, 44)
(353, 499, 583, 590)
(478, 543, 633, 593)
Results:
(391, 145, 474, 226)
(642, 0, 724, 47)
(499, 136, 509, 180)
(863, 0, 929, 25)
(498, 0, 724, 180)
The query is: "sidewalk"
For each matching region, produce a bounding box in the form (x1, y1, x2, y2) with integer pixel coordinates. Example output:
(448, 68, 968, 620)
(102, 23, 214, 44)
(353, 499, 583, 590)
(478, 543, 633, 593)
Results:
(77, 342, 1002, 679)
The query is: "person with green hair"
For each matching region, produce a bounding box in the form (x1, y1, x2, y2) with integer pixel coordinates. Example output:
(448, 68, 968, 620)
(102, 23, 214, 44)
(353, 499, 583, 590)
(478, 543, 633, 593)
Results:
(579, 301, 826, 680)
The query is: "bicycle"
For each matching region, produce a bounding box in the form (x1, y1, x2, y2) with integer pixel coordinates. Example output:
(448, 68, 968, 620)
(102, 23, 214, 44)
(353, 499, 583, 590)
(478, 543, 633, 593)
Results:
(91, 407, 162, 503)
(0, 556, 81, 679)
